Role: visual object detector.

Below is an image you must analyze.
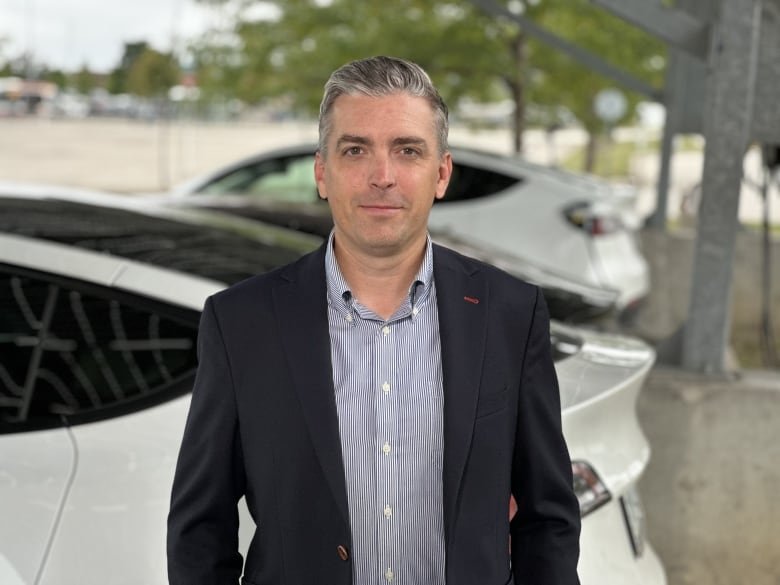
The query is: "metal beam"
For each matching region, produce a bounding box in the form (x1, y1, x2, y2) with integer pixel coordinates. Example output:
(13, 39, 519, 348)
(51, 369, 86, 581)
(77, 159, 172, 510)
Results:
(648, 0, 713, 230)
(468, 0, 662, 100)
(589, 0, 712, 60)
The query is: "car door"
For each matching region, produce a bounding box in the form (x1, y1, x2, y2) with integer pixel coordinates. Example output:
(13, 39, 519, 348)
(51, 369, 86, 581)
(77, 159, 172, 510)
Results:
(0, 266, 81, 585)
(0, 247, 207, 584)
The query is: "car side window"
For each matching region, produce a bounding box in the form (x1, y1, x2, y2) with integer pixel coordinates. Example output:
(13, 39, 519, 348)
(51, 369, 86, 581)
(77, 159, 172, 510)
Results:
(0, 267, 199, 433)
(439, 162, 521, 203)
(198, 155, 318, 203)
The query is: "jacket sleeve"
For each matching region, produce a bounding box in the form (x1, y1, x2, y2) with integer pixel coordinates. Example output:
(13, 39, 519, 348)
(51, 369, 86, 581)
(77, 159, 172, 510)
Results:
(167, 295, 247, 584)
(511, 287, 581, 584)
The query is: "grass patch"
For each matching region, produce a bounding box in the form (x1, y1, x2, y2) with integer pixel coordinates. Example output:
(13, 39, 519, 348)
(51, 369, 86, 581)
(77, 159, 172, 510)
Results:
(560, 133, 703, 179)
(732, 322, 780, 369)
(561, 139, 638, 178)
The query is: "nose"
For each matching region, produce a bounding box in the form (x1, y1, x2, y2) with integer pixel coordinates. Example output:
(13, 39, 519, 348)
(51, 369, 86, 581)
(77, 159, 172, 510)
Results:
(369, 153, 396, 190)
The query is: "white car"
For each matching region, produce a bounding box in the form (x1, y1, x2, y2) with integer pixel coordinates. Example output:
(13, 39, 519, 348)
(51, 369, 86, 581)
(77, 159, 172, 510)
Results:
(0, 187, 665, 585)
(167, 144, 650, 315)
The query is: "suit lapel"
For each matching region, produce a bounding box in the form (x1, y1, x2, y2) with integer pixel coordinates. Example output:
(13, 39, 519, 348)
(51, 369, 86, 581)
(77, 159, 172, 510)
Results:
(272, 246, 350, 525)
(271, 245, 488, 533)
(433, 246, 489, 541)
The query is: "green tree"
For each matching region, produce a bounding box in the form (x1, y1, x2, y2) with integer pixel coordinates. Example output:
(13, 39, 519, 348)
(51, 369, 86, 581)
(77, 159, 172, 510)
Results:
(198, 0, 520, 139)
(40, 67, 68, 88)
(71, 64, 96, 94)
(109, 41, 150, 94)
(126, 48, 180, 97)
(189, 31, 245, 104)
(0, 36, 8, 75)
(524, 0, 665, 170)
(194, 0, 664, 158)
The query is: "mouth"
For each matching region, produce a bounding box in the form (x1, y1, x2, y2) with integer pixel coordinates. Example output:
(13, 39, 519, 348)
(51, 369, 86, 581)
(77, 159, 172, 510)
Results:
(359, 203, 403, 215)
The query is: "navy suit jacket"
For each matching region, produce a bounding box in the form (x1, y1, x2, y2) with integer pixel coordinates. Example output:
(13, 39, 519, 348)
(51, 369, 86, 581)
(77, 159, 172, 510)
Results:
(167, 244, 580, 585)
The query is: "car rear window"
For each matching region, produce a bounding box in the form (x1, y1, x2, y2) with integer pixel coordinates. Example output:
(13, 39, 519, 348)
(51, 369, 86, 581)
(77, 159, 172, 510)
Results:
(0, 198, 318, 285)
(441, 162, 521, 203)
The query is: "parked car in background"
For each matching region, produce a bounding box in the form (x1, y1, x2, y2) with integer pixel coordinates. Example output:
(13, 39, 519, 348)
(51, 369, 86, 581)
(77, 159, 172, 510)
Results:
(0, 186, 665, 585)
(165, 144, 650, 317)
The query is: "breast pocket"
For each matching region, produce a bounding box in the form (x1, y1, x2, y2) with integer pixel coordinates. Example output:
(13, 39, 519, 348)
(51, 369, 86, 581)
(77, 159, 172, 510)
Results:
(475, 386, 509, 419)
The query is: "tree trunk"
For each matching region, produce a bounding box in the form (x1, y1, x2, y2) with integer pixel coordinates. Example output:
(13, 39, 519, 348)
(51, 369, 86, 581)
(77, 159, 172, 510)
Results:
(510, 31, 526, 155)
(584, 131, 598, 173)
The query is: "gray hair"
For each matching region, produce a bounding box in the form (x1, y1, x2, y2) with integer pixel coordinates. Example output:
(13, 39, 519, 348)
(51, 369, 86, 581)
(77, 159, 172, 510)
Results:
(317, 56, 449, 157)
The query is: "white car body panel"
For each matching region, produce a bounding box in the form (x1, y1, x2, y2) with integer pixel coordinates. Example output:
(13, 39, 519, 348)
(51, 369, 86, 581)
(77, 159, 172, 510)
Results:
(36, 396, 191, 584)
(0, 234, 225, 308)
(578, 499, 666, 584)
(589, 232, 649, 308)
(558, 325, 665, 585)
(0, 429, 74, 584)
(427, 184, 602, 285)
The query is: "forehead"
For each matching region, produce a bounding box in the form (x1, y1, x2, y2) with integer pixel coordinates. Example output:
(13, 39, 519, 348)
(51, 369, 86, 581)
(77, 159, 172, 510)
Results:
(328, 93, 437, 141)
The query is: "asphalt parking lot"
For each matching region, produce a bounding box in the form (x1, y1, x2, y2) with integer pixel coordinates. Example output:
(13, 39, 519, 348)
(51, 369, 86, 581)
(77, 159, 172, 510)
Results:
(1, 117, 778, 584)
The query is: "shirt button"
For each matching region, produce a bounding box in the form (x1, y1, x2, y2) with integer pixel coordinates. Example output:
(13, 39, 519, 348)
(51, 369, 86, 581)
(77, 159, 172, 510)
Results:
(412, 307, 419, 316)
(382, 381, 391, 394)
(382, 325, 390, 335)
(337, 545, 349, 561)
(345, 313, 353, 322)
(385, 568, 394, 582)
(382, 442, 391, 455)
(384, 505, 392, 519)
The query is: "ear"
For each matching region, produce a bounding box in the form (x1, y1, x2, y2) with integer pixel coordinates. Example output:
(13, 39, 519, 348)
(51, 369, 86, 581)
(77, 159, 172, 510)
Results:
(314, 151, 328, 200)
(434, 151, 453, 201)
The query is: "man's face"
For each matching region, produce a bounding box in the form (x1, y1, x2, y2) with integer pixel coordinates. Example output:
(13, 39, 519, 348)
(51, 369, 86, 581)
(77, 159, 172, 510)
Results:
(315, 93, 452, 259)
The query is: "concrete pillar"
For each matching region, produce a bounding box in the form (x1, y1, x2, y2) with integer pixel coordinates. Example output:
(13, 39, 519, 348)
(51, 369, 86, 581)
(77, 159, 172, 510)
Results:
(681, 0, 763, 372)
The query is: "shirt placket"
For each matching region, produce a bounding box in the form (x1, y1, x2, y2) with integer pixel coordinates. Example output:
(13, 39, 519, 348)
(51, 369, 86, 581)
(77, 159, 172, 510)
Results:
(375, 320, 398, 583)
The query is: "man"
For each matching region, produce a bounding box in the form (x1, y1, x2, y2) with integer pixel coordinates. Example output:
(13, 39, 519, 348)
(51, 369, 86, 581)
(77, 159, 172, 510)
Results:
(168, 56, 580, 585)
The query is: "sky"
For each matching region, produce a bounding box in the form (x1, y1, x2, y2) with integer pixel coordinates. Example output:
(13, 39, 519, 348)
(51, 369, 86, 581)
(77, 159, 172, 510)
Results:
(0, 0, 224, 72)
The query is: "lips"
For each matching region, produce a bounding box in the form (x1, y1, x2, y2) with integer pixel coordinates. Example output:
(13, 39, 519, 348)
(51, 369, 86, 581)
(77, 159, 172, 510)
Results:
(357, 199, 405, 214)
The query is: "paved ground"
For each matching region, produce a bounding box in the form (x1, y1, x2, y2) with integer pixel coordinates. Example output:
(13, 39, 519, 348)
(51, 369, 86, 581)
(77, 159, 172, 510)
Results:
(638, 368, 780, 585)
(0, 117, 578, 193)
(2, 117, 779, 584)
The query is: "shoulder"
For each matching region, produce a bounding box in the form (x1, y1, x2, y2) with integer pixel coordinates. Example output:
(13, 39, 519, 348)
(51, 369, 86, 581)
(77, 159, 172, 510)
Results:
(209, 243, 326, 312)
(432, 243, 539, 299)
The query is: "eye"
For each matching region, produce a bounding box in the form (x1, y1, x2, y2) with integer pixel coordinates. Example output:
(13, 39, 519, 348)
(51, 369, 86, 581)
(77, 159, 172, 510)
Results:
(343, 146, 364, 156)
(400, 147, 421, 157)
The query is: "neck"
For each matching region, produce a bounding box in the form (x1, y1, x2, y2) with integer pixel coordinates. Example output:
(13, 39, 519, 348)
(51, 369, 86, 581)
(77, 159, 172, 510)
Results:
(333, 235, 426, 320)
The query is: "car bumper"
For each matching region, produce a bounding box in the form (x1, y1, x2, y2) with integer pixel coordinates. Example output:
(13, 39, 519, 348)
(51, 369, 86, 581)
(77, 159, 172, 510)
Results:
(579, 494, 667, 585)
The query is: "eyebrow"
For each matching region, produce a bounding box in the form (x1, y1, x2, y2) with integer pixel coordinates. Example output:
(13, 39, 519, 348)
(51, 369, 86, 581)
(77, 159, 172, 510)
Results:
(391, 136, 428, 149)
(335, 135, 429, 149)
(336, 134, 372, 148)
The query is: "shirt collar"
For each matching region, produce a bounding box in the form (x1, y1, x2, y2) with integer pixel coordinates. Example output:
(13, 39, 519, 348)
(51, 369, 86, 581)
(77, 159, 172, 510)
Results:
(325, 231, 434, 320)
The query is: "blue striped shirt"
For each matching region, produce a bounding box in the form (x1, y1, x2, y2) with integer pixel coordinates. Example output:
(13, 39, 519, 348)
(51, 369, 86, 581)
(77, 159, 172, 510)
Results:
(325, 234, 446, 585)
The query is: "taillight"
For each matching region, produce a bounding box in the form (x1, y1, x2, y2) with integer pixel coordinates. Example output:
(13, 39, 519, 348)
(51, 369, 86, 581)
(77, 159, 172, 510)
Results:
(572, 460, 611, 516)
(564, 202, 621, 236)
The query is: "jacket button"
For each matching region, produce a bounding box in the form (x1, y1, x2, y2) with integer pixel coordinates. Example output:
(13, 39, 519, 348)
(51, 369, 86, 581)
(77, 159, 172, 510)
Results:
(337, 545, 349, 561)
